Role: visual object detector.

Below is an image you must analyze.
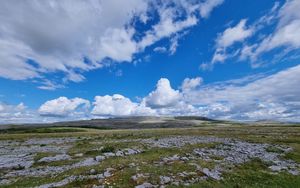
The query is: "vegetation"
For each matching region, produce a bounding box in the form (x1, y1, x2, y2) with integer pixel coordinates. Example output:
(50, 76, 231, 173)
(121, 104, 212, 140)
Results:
(0, 120, 300, 187)
(0, 127, 86, 134)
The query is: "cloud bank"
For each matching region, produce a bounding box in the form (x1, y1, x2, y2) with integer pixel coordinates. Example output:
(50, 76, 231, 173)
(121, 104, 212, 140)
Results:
(1, 64, 300, 123)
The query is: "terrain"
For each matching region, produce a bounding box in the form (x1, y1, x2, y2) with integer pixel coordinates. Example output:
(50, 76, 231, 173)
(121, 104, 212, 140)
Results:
(0, 116, 220, 131)
(0, 117, 300, 187)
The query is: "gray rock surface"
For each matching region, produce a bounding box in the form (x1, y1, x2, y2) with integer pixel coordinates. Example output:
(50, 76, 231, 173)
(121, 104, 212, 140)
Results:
(142, 136, 230, 148)
(0, 154, 34, 169)
(202, 168, 222, 180)
(193, 140, 299, 175)
(95, 155, 106, 162)
(38, 154, 71, 163)
(160, 176, 171, 184)
(1, 135, 299, 187)
(135, 182, 156, 188)
(5, 157, 99, 178)
(36, 167, 114, 188)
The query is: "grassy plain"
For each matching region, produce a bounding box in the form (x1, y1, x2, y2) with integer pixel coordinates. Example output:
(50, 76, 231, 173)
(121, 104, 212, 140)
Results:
(0, 122, 300, 187)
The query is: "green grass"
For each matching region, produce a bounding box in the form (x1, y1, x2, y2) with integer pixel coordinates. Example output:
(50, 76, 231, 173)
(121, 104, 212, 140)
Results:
(0, 127, 86, 134)
(266, 146, 284, 153)
(284, 151, 300, 163)
(1, 124, 300, 187)
(189, 159, 300, 188)
(83, 145, 116, 156)
(100, 145, 116, 153)
(33, 152, 56, 162)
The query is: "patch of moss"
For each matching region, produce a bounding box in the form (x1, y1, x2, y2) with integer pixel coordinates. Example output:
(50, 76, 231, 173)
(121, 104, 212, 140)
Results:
(100, 145, 115, 153)
(266, 146, 284, 153)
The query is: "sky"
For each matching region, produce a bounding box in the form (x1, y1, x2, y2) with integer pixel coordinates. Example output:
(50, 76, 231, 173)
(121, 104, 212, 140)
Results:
(0, 0, 300, 123)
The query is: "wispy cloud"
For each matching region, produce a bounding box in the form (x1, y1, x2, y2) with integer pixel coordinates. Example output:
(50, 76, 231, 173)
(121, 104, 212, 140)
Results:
(204, 0, 300, 69)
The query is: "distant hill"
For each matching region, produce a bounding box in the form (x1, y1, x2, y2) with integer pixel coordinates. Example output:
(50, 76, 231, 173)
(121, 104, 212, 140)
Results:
(0, 116, 223, 130)
(2, 116, 298, 132)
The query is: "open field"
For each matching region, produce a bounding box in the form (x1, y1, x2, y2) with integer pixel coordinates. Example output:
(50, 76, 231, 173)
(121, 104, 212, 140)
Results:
(0, 119, 300, 187)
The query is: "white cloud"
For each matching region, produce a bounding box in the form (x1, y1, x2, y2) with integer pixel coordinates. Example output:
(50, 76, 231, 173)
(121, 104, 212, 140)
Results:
(138, 6, 198, 50)
(153, 33, 184, 55)
(181, 77, 203, 91)
(216, 19, 253, 49)
(0, 0, 147, 82)
(211, 49, 228, 64)
(244, 102, 290, 121)
(277, 0, 300, 27)
(199, 0, 224, 18)
(187, 65, 300, 105)
(210, 19, 253, 64)
(184, 64, 300, 121)
(98, 28, 137, 62)
(92, 77, 200, 117)
(0, 0, 224, 88)
(201, 2, 290, 68)
(153, 46, 167, 53)
(0, 102, 26, 112)
(37, 80, 65, 91)
(169, 35, 179, 55)
(92, 94, 155, 117)
(0, 99, 92, 124)
(240, 0, 300, 62)
(92, 94, 135, 116)
(2, 64, 300, 123)
(255, 20, 300, 56)
(0, 102, 38, 124)
(38, 97, 90, 117)
(239, 44, 256, 61)
(0, 39, 40, 80)
(144, 78, 181, 108)
(137, 0, 224, 51)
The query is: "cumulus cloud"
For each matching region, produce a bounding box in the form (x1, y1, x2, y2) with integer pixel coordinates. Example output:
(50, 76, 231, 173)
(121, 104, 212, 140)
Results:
(0, 1, 147, 81)
(38, 97, 90, 117)
(0, 102, 38, 124)
(0, 102, 26, 113)
(186, 67, 300, 105)
(92, 94, 155, 117)
(181, 77, 203, 92)
(145, 78, 181, 108)
(0, 0, 224, 88)
(141, 75, 298, 121)
(99, 28, 137, 62)
(35, 65, 300, 122)
(184, 65, 300, 121)
(1, 64, 300, 123)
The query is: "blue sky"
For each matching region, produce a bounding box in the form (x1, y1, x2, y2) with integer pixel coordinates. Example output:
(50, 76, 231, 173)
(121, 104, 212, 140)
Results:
(0, 0, 300, 123)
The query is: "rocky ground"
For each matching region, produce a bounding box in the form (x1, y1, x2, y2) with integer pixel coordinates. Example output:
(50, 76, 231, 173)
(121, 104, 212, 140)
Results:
(0, 125, 300, 187)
